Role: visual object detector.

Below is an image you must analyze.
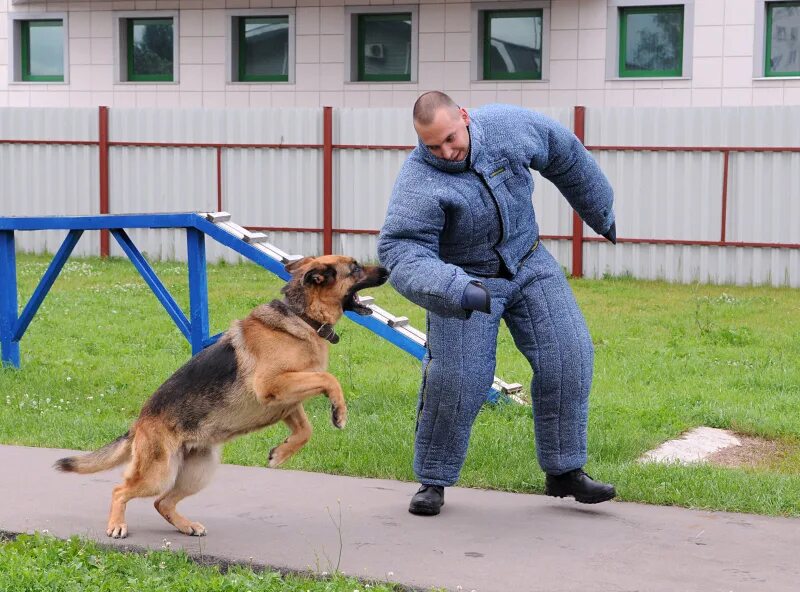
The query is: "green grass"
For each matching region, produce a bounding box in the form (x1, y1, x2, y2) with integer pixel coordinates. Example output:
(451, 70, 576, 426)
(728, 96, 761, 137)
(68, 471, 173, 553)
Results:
(1, 254, 799, 517)
(0, 532, 402, 591)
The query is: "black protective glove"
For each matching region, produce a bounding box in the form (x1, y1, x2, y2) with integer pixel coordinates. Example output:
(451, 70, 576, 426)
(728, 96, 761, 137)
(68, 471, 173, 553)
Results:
(602, 222, 617, 245)
(461, 280, 491, 314)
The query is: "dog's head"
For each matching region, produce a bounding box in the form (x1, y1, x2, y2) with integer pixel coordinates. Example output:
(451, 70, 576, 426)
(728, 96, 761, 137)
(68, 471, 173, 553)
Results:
(282, 255, 389, 321)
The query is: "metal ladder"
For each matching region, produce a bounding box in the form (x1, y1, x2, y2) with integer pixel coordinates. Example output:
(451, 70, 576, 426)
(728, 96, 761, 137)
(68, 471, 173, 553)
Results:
(202, 212, 526, 405)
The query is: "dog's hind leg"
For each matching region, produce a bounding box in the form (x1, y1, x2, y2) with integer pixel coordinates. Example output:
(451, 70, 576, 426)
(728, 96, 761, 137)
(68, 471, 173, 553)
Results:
(260, 371, 347, 429)
(107, 427, 179, 539)
(154, 445, 221, 536)
(268, 406, 312, 468)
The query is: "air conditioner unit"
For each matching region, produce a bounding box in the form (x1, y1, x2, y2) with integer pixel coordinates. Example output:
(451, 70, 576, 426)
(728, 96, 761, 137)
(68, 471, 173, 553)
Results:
(365, 43, 385, 59)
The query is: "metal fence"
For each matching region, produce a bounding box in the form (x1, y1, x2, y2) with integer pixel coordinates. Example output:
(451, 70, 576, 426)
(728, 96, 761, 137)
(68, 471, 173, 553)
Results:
(1, 105, 798, 287)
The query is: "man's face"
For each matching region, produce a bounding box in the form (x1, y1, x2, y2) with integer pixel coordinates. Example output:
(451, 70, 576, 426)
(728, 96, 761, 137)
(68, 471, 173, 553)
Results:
(414, 107, 471, 162)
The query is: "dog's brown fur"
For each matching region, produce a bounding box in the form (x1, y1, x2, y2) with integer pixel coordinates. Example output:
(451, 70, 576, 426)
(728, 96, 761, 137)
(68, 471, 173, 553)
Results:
(55, 255, 388, 539)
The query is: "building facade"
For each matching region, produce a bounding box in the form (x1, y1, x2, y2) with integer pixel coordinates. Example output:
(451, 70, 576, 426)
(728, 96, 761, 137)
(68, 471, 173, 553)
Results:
(1, 0, 799, 109)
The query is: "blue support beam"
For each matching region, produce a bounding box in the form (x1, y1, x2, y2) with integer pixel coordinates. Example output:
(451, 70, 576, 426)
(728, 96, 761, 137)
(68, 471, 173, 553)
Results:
(13, 230, 83, 342)
(0, 213, 198, 232)
(186, 227, 210, 355)
(110, 228, 191, 341)
(0, 231, 20, 368)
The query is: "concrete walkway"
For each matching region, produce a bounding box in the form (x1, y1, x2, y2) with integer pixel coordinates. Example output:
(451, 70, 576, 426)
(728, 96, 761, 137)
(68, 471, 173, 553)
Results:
(1, 444, 798, 592)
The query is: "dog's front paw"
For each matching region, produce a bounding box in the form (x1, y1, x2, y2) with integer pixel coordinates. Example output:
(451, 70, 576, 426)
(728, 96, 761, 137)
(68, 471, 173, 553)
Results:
(178, 521, 207, 536)
(331, 405, 347, 429)
(106, 522, 128, 539)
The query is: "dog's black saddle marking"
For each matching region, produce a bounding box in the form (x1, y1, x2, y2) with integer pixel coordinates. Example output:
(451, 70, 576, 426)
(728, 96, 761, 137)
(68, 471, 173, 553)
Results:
(143, 339, 238, 431)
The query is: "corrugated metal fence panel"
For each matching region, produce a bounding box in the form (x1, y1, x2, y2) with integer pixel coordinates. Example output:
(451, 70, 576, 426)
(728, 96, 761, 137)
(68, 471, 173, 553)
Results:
(224, 146, 323, 260)
(0, 107, 99, 257)
(221, 108, 323, 260)
(333, 108, 412, 261)
(584, 106, 800, 287)
(106, 108, 322, 262)
(728, 152, 800, 244)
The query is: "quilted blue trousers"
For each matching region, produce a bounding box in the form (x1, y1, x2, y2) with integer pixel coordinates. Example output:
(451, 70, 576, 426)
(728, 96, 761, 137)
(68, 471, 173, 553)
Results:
(414, 243, 593, 485)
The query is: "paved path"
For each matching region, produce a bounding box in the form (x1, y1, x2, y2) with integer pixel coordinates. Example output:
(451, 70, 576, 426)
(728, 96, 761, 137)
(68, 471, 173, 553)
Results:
(1, 444, 798, 591)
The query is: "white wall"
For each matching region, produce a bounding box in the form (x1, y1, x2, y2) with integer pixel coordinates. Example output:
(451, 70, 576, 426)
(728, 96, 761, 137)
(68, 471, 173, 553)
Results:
(1, 0, 799, 109)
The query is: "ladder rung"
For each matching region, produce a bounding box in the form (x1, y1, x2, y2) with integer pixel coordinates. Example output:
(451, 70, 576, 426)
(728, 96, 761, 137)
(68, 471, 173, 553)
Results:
(242, 231, 268, 244)
(218, 221, 245, 240)
(255, 242, 294, 263)
(203, 211, 231, 223)
(388, 316, 409, 328)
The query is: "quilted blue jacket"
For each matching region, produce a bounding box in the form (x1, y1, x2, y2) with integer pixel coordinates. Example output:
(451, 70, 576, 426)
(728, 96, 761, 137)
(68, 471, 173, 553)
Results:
(377, 103, 614, 319)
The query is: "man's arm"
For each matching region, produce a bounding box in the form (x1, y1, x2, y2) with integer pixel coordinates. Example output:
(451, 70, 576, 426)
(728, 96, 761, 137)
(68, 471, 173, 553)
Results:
(521, 109, 616, 241)
(378, 191, 478, 319)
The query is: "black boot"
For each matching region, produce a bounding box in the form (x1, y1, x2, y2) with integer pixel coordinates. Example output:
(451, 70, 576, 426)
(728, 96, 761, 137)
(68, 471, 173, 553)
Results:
(545, 469, 616, 504)
(408, 484, 445, 516)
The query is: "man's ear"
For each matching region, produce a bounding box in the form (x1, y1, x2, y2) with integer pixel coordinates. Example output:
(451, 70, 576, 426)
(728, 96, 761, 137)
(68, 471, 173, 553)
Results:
(303, 265, 337, 286)
(459, 107, 470, 126)
(285, 257, 313, 275)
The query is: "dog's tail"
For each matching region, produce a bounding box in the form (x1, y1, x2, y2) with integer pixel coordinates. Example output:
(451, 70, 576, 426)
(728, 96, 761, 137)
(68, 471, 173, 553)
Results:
(54, 432, 132, 474)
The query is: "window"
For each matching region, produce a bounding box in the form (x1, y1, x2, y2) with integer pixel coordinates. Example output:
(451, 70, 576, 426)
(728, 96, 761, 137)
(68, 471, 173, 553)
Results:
(765, 2, 800, 76)
(481, 10, 543, 80)
(9, 15, 68, 83)
(114, 12, 178, 83)
(20, 20, 64, 82)
(356, 13, 412, 82)
(235, 16, 290, 82)
(618, 5, 684, 77)
(127, 18, 174, 82)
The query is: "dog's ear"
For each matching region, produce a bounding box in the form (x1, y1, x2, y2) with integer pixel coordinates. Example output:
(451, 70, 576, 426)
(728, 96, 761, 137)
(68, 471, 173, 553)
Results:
(303, 265, 336, 287)
(284, 257, 313, 275)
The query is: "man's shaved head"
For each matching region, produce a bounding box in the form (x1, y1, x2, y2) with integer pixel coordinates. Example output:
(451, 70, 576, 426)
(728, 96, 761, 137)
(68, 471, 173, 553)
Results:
(412, 91, 471, 162)
(413, 91, 460, 126)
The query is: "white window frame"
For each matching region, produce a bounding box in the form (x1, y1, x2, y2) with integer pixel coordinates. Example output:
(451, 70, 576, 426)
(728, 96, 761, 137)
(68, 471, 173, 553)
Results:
(606, 0, 694, 80)
(345, 5, 419, 84)
(227, 9, 296, 84)
(113, 11, 180, 84)
(8, 12, 69, 84)
(472, 1, 551, 83)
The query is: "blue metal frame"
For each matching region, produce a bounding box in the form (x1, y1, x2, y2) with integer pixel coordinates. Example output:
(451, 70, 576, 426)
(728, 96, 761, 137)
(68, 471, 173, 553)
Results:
(0, 213, 428, 369)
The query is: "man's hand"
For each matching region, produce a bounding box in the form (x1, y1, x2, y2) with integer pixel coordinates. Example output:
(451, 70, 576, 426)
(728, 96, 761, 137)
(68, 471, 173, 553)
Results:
(602, 222, 617, 245)
(461, 280, 491, 314)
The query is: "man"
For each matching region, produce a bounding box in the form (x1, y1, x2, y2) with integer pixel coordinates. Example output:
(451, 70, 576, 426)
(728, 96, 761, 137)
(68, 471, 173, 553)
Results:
(377, 91, 617, 516)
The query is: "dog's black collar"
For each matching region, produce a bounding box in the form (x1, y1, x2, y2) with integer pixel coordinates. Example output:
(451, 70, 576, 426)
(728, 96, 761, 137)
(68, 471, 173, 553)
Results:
(299, 314, 340, 344)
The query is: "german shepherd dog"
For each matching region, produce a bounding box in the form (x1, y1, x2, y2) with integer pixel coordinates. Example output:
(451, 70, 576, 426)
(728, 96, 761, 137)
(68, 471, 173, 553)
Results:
(55, 255, 388, 539)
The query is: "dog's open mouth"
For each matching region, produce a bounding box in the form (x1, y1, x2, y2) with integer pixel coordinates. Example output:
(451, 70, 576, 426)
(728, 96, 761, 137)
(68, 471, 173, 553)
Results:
(343, 290, 373, 316)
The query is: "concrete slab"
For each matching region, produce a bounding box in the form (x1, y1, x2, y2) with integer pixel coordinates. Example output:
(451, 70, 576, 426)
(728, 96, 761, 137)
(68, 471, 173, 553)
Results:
(641, 426, 743, 464)
(1, 444, 799, 592)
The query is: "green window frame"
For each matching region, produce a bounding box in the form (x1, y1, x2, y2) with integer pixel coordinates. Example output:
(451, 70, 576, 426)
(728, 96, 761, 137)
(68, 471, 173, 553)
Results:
(237, 16, 290, 82)
(356, 13, 412, 82)
(765, 1, 800, 77)
(20, 20, 65, 82)
(482, 10, 543, 81)
(619, 5, 684, 78)
(126, 18, 174, 82)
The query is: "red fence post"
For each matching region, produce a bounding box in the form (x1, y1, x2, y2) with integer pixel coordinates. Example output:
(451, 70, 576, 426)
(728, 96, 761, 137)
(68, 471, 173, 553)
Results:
(98, 106, 110, 258)
(720, 150, 729, 243)
(572, 106, 586, 278)
(323, 106, 333, 255)
(216, 146, 223, 212)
